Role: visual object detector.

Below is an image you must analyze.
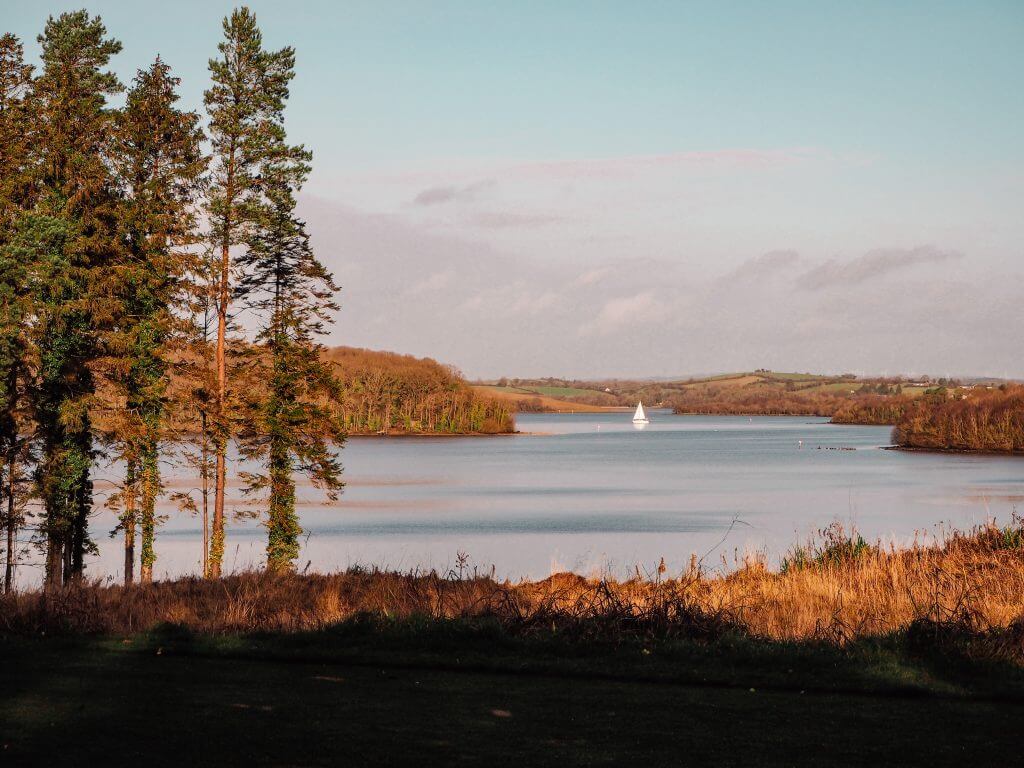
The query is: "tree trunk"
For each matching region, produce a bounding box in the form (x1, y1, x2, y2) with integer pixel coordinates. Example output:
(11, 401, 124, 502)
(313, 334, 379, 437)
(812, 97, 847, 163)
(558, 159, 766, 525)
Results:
(4, 469, 15, 594)
(266, 425, 298, 572)
(69, 426, 92, 583)
(210, 237, 230, 579)
(139, 445, 158, 583)
(123, 460, 137, 585)
(210, 143, 236, 580)
(45, 516, 62, 589)
(69, 464, 90, 582)
(201, 410, 210, 578)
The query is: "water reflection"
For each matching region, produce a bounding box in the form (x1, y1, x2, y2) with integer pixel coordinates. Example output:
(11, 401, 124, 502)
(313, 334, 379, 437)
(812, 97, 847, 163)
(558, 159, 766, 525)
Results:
(15, 412, 1024, 586)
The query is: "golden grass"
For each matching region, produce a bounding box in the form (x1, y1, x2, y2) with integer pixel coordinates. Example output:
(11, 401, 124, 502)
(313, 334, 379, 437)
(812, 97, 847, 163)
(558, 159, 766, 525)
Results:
(472, 385, 616, 413)
(3, 521, 1023, 660)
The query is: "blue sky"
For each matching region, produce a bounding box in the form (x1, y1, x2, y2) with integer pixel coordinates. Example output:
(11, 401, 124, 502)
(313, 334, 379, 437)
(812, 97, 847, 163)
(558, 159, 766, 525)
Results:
(8, 2, 1022, 171)
(5, 2, 1024, 376)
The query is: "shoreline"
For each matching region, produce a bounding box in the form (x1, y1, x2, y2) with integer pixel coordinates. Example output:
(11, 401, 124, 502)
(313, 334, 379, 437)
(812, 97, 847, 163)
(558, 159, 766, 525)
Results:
(883, 444, 1024, 457)
(345, 430, 519, 438)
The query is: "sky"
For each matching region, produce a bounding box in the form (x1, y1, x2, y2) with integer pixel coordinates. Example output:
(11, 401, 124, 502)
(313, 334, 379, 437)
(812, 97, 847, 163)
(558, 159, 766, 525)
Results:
(5, 1, 1024, 378)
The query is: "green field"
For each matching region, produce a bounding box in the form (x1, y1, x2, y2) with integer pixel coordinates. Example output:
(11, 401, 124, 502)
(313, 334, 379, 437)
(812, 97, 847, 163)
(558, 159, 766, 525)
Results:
(525, 385, 608, 398)
(481, 385, 539, 395)
(2, 628, 1021, 766)
(759, 371, 825, 381)
(799, 381, 863, 394)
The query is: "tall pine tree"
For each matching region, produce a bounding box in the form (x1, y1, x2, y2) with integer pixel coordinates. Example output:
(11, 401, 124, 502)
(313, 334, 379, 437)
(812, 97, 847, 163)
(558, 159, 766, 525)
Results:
(204, 6, 304, 577)
(237, 158, 344, 572)
(0, 34, 36, 592)
(105, 57, 205, 583)
(29, 12, 122, 586)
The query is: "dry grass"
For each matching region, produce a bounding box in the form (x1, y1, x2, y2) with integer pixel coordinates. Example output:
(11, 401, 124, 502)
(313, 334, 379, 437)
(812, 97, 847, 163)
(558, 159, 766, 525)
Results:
(4, 521, 1024, 662)
(472, 385, 615, 413)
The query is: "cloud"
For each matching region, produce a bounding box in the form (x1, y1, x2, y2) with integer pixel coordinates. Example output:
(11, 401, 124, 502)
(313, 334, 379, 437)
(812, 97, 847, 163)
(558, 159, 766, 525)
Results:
(721, 250, 802, 284)
(404, 270, 454, 296)
(575, 267, 613, 286)
(510, 148, 817, 181)
(579, 292, 671, 337)
(382, 148, 821, 186)
(459, 287, 561, 317)
(796, 246, 961, 290)
(467, 211, 563, 229)
(296, 194, 1023, 378)
(411, 179, 495, 206)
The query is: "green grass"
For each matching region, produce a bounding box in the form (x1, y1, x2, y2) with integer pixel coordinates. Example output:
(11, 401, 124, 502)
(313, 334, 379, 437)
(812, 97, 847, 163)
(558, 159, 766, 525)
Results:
(2, 626, 1022, 766)
(478, 385, 539, 395)
(757, 371, 825, 381)
(800, 382, 863, 394)
(525, 385, 608, 398)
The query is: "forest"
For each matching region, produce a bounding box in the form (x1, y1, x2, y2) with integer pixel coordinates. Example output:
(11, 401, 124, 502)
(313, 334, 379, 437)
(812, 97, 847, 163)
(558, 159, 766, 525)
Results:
(0, 7, 373, 592)
(892, 385, 1024, 453)
(324, 347, 514, 435)
(830, 394, 913, 425)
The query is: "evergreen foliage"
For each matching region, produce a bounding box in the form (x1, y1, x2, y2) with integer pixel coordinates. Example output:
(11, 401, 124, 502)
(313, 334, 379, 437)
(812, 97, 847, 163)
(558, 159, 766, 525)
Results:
(236, 162, 344, 571)
(103, 57, 205, 582)
(29, 12, 122, 586)
(203, 6, 304, 577)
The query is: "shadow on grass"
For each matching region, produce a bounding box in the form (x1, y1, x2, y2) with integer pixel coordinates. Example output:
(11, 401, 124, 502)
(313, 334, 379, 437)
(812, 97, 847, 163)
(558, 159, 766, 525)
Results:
(3, 619, 1024, 767)
(118, 613, 1024, 701)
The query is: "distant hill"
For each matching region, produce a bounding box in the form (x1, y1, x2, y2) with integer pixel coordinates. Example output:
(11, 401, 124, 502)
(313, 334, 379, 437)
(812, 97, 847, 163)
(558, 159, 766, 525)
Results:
(473, 371, 954, 418)
(472, 385, 620, 413)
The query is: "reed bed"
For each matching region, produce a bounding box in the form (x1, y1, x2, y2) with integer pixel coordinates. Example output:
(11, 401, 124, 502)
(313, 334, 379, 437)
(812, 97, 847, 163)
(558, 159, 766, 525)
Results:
(3, 520, 1023, 662)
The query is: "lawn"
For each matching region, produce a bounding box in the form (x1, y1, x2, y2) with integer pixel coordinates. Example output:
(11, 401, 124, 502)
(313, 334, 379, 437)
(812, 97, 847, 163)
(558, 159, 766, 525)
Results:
(1, 630, 1020, 766)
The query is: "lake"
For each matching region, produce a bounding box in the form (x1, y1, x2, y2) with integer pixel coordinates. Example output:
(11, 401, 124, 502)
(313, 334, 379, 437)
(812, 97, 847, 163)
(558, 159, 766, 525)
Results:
(55, 412, 1024, 584)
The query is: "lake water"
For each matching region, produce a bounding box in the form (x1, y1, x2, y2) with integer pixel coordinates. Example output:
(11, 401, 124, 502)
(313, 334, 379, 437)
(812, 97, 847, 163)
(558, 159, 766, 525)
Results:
(29, 412, 1024, 585)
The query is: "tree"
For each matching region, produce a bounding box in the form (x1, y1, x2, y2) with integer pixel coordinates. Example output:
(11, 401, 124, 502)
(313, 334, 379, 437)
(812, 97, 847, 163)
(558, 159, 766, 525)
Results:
(203, 6, 304, 577)
(236, 156, 344, 571)
(170, 276, 219, 577)
(104, 57, 205, 583)
(29, 12, 122, 586)
(0, 34, 36, 593)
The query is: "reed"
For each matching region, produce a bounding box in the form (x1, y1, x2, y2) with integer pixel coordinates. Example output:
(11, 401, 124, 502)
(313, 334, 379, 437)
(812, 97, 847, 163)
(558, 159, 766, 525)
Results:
(4, 518, 1023, 662)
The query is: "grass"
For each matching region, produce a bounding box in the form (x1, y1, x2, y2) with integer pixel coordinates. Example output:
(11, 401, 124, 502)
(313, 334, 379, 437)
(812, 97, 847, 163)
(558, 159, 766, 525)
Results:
(682, 374, 764, 388)
(4, 521, 1024, 646)
(4, 521, 1023, 764)
(472, 385, 614, 412)
(800, 381, 863, 394)
(760, 372, 832, 382)
(525, 385, 609, 398)
(2, 627, 1022, 766)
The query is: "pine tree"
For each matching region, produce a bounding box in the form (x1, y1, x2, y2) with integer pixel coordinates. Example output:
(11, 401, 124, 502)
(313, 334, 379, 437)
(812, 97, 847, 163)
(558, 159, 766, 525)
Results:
(105, 57, 205, 583)
(236, 155, 344, 571)
(168, 268, 219, 577)
(204, 6, 304, 577)
(0, 34, 36, 593)
(29, 11, 122, 586)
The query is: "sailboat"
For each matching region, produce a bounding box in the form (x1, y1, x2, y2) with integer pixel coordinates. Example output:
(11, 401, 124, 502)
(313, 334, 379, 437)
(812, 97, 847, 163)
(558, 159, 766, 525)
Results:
(632, 401, 650, 425)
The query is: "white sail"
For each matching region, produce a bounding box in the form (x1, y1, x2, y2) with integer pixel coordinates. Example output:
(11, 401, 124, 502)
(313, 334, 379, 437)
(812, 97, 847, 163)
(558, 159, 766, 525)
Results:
(632, 401, 649, 423)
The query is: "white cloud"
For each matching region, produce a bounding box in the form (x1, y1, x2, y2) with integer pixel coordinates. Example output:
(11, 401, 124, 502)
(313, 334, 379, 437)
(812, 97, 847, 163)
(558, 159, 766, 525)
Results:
(404, 270, 454, 296)
(579, 292, 672, 337)
(299, 194, 1024, 379)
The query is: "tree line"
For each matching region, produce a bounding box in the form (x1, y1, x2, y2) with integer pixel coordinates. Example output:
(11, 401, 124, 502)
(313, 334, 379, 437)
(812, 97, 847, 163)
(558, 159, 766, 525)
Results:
(830, 395, 912, 425)
(325, 348, 515, 435)
(892, 385, 1024, 452)
(0, 7, 343, 590)
(669, 386, 846, 417)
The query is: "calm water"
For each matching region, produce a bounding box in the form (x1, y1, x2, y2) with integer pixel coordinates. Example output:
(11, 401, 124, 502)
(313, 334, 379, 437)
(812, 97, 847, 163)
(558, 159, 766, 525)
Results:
(42, 413, 1024, 584)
